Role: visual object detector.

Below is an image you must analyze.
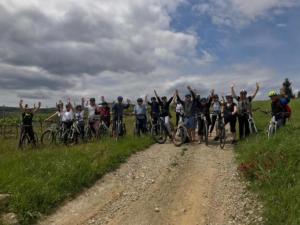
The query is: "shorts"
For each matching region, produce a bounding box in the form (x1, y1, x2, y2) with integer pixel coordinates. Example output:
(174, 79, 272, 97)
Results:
(224, 116, 237, 133)
(184, 116, 196, 129)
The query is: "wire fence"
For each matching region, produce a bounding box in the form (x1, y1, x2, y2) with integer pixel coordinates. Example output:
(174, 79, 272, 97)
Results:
(0, 122, 46, 139)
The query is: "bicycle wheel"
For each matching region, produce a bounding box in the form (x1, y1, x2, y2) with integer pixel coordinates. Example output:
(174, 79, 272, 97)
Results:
(173, 126, 187, 147)
(219, 127, 226, 149)
(85, 127, 93, 142)
(268, 124, 276, 139)
(251, 121, 258, 134)
(151, 124, 167, 144)
(99, 124, 109, 138)
(55, 129, 67, 145)
(41, 130, 54, 146)
(19, 134, 30, 149)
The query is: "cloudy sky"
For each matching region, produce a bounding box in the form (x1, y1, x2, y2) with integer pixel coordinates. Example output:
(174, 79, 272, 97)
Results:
(0, 0, 299, 106)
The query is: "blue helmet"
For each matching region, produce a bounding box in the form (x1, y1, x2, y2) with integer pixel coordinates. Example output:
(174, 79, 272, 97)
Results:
(117, 96, 123, 102)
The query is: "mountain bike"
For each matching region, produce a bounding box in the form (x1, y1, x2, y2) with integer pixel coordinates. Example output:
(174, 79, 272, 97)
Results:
(113, 115, 126, 140)
(151, 117, 173, 144)
(55, 121, 73, 145)
(260, 110, 287, 139)
(18, 125, 38, 149)
(98, 117, 110, 138)
(216, 114, 226, 149)
(41, 122, 59, 146)
(248, 113, 258, 135)
(173, 116, 188, 147)
(198, 113, 209, 146)
(85, 116, 100, 142)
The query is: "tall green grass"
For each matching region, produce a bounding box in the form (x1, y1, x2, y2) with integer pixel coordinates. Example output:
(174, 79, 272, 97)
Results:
(0, 135, 153, 225)
(236, 99, 300, 225)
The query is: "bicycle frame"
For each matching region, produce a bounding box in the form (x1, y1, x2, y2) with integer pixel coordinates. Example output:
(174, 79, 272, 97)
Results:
(248, 114, 258, 134)
(268, 116, 277, 139)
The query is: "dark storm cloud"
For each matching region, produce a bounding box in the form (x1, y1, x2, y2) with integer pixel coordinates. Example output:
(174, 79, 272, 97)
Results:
(0, 64, 73, 90)
(17, 91, 51, 100)
(0, 5, 154, 76)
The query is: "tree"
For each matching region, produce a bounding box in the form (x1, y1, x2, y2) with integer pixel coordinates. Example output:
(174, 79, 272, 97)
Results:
(282, 78, 295, 99)
(297, 91, 300, 99)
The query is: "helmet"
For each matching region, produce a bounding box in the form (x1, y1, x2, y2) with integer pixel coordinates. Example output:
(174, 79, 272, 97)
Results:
(268, 91, 278, 97)
(137, 98, 143, 103)
(117, 96, 123, 101)
(240, 89, 247, 95)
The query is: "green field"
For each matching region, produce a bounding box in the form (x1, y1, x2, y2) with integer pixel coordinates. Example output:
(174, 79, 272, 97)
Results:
(236, 99, 300, 225)
(0, 112, 154, 225)
(0, 100, 299, 225)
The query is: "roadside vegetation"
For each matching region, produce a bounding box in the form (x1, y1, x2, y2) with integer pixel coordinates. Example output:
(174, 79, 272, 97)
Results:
(0, 113, 153, 225)
(236, 99, 300, 225)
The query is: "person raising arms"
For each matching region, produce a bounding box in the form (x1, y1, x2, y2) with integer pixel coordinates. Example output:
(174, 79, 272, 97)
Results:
(176, 86, 198, 142)
(231, 83, 259, 139)
(154, 90, 176, 139)
(222, 95, 238, 144)
(196, 90, 213, 144)
(19, 100, 41, 146)
(210, 93, 222, 140)
(111, 96, 131, 137)
(145, 95, 160, 127)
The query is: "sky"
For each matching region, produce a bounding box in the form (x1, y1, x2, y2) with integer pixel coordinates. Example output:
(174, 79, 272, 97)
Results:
(0, 0, 299, 106)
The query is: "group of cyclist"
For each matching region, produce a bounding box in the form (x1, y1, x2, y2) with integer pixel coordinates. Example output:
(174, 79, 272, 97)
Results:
(19, 82, 292, 146)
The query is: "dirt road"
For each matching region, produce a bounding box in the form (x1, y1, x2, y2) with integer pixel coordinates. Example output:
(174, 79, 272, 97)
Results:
(39, 143, 263, 225)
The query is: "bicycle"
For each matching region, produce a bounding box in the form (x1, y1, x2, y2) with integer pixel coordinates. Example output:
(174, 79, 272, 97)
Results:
(260, 110, 287, 139)
(98, 119, 110, 138)
(41, 122, 59, 146)
(151, 117, 173, 144)
(248, 113, 258, 135)
(85, 116, 101, 142)
(198, 113, 209, 146)
(173, 116, 189, 147)
(112, 115, 126, 140)
(18, 125, 39, 149)
(215, 114, 226, 149)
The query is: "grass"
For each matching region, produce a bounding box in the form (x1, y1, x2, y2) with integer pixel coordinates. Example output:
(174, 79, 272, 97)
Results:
(236, 99, 300, 225)
(0, 127, 153, 225)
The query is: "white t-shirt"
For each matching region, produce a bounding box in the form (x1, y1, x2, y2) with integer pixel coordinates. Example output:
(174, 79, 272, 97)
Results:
(87, 105, 96, 119)
(60, 110, 74, 122)
(176, 103, 184, 115)
(75, 111, 84, 122)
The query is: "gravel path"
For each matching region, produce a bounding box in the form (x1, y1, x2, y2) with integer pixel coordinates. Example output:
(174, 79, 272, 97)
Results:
(39, 142, 263, 225)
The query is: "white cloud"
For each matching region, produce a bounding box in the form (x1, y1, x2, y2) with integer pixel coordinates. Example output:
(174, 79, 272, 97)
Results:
(0, 0, 217, 105)
(193, 0, 299, 28)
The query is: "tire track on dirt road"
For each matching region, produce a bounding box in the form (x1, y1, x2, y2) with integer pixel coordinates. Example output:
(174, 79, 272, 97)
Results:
(39, 143, 264, 225)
